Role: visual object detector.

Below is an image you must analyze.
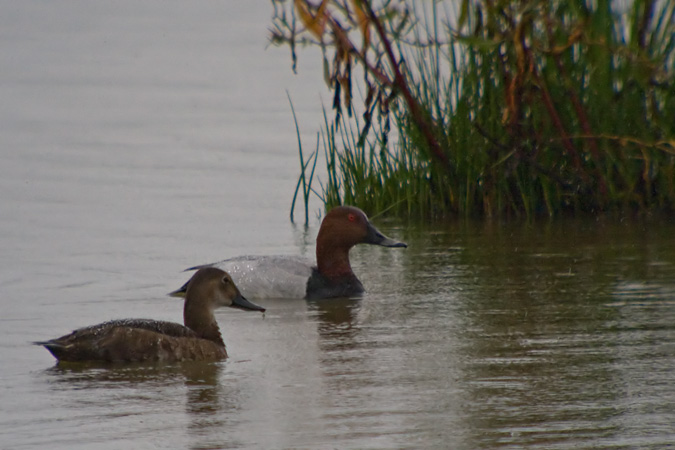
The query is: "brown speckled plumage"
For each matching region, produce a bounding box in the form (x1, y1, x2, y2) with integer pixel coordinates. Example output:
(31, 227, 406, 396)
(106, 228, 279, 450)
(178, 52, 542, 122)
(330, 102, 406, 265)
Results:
(35, 268, 265, 363)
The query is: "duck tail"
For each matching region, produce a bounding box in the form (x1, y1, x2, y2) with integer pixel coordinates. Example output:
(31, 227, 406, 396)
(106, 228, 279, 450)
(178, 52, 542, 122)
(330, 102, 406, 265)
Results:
(169, 263, 213, 297)
(168, 281, 188, 298)
(33, 340, 67, 359)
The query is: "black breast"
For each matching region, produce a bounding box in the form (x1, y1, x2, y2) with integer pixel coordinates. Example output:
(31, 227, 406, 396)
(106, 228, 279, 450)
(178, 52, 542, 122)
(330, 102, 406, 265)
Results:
(305, 269, 365, 300)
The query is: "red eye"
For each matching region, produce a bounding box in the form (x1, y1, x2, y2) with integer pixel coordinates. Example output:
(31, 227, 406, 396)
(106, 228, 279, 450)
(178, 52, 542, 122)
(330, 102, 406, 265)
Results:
(348, 213, 356, 222)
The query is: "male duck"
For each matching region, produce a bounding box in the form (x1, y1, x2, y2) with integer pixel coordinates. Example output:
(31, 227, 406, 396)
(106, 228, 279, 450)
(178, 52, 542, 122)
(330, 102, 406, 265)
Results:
(35, 268, 265, 363)
(171, 206, 407, 300)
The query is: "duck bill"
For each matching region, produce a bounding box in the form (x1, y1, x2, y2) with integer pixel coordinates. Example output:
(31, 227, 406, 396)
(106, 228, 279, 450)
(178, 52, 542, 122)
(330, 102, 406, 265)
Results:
(231, 294, 266, 312)
(364, 222, 407, 248)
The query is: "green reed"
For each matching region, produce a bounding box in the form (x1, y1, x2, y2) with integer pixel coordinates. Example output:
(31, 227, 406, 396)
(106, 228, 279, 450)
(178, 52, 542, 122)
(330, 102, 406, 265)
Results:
(288, 93, 319, 226)
(282, 0, 675, 219)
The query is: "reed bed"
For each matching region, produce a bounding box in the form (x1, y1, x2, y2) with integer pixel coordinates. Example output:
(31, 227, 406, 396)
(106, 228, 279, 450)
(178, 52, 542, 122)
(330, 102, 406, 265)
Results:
(273, 0, 675, 219)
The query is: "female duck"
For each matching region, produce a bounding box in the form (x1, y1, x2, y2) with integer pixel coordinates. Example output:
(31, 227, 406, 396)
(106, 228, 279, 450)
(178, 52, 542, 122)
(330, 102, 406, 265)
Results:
(36, 268, 265, 363)
(171, 206, 406, 300)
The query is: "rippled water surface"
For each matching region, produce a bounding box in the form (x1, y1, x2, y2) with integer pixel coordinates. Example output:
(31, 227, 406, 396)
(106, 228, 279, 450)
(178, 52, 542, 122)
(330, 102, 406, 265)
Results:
(2, 2, 675, 449)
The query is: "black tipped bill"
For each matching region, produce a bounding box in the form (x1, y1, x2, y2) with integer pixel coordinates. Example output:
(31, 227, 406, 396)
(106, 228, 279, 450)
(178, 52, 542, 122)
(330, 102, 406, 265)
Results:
(231, 294, 266, 312)
(364, 222, 407, 248)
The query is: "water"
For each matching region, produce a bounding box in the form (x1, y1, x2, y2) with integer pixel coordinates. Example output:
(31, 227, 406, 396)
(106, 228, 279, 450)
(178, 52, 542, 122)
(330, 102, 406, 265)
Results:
(1, 2, 675, 449)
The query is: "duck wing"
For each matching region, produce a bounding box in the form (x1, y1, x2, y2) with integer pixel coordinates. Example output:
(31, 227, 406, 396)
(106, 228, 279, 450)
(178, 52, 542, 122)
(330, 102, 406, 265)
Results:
(184, 255, 314, 299)
(34, 320, 225, 363)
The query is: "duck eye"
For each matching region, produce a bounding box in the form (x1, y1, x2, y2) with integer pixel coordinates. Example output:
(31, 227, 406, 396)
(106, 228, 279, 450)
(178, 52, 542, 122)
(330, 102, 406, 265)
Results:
(221, 276, 230, 285)
(348, 213, 356, 222)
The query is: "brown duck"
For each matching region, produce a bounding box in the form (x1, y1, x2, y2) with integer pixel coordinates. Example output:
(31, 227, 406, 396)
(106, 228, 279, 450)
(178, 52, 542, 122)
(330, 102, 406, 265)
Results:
(35, 268, 265, 363)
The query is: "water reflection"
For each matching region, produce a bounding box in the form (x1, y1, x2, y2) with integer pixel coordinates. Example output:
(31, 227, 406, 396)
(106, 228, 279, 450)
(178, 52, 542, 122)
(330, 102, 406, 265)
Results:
(182, 363, 242, 450)
(44, 360, 222, 385)
(396, 217, 675, 448)
(182, 362, 222, 415)
(39, 361, 240, 449)
(309, 298, 360, 331)
(15, 217, 675, 449)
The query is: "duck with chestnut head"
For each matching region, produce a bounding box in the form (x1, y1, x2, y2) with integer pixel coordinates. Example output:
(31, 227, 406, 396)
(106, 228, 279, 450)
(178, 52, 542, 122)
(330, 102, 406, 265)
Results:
(170, 206, 407, 300)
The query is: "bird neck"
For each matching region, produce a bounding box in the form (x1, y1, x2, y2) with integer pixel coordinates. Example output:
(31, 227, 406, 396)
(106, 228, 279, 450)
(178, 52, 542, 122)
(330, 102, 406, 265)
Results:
(316, 241, 355, 279)
(184, 303, 225, 347)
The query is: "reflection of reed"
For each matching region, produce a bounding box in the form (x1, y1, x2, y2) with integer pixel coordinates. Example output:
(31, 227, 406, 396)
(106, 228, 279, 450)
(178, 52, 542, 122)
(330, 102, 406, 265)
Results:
(414, 219, 643, 448)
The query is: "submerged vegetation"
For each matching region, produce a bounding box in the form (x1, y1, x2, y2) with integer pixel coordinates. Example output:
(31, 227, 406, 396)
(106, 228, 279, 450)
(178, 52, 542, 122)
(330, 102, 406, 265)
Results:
(272, 0, 675, 220)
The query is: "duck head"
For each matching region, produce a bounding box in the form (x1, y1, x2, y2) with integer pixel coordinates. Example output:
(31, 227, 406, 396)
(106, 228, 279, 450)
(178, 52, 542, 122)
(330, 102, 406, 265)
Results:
(184, 267, 266, 313)
(315, 206, 407, 278)
(183, 267, 265, 344)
